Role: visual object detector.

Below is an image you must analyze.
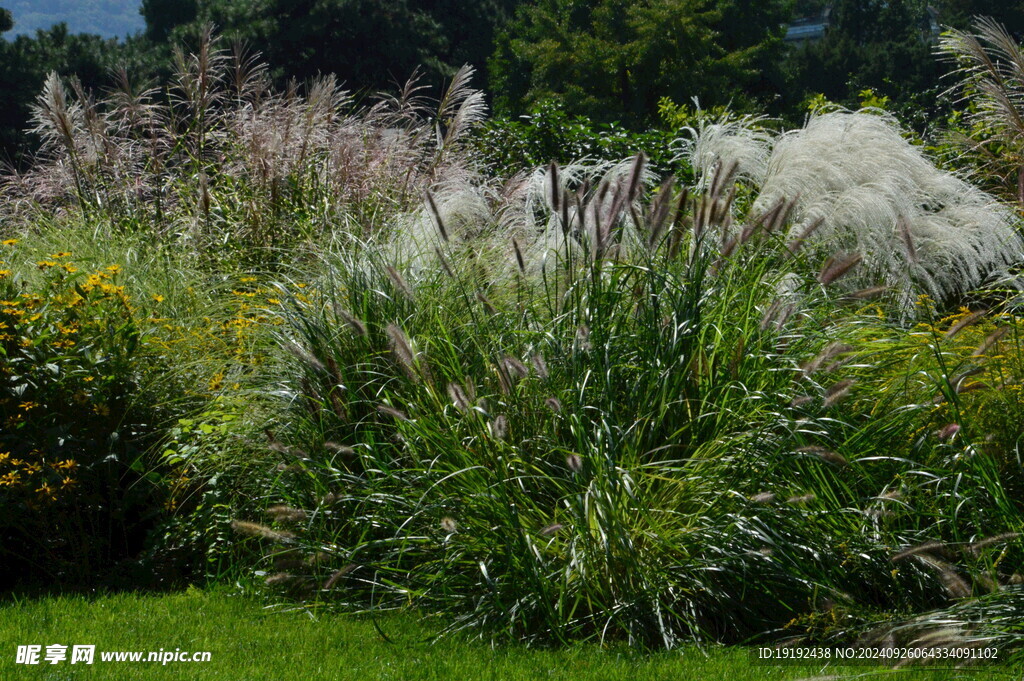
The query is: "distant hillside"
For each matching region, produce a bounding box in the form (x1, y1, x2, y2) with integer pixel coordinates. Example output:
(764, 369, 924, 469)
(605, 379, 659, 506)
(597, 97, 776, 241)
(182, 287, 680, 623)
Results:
(3, 0, 143, 39)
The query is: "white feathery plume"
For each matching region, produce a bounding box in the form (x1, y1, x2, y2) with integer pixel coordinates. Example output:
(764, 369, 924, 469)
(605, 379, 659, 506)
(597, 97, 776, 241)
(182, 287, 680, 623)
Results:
(747, 111, 1023, 303)
(677, 112, 774, 191)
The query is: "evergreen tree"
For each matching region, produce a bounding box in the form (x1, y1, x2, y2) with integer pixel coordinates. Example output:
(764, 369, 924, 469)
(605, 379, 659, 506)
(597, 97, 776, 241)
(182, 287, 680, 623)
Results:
(490, 0, 791, 125)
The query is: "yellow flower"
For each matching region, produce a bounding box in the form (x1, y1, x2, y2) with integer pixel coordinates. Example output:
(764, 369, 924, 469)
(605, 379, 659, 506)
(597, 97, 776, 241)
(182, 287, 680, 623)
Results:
(61, 263, 78, 273)
(36, 483, 57, 501)
(0, 270, 10, 278)
(0, 471, 21, 486)
(60, 476, 77, 490)
(1, 239, 18, 246)
(51, 252, 71, 258)
(53, 459, 77, 470)
(240, 276, 257, 283)
(18, 401, 37, 411)
(36, 260, 57, 269)
(208, 371, 224, 391)
(106, 264, 122, 274)
(0, 452, 8, 464)
(152, 294, 165, 303)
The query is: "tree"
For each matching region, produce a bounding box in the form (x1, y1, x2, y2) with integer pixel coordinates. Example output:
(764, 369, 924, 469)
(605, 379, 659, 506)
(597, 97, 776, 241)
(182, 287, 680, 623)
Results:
(0, 24, 124, 165)
(0, 6, 13, 34)
(143, 0, 524, 95)
(935, 1, 1024, 37)
(261, 0, 447, 88)
(489, 0, 792, 126)
(141, 0, 198, 42)
(780, 0, 943, 126)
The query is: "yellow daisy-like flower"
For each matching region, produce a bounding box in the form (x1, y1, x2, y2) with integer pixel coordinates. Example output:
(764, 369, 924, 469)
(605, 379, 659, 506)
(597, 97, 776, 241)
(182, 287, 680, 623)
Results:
(152, 294, 165, 303)
(51, 251, 71, 258)
(60, 476, 77, 490)
(1, 239, 18, 246)
(240, 276, 257, 283)
(0, 471, 21, 486)
(53, 459, 77, 470)
(106, 264, 122, 273)
(208, 371, 224, 391)
(36, 483, 57, 502)
(36, 260, 57, 269)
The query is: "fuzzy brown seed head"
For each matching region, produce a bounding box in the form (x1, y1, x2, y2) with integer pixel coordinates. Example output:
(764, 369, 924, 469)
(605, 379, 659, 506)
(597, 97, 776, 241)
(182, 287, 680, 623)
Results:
(386, 323, 417, 379)
(531, 353, 549, 380)
(818, 252, 862, 286)
(323, 564, 357, 590)
(425, 190, 448, 242)
(230, 519, 297, 543)
(266, 504, 307, 523)
(333, 305, 368, 336)
(936, 423, 961, 442)
(512, 237, 526, 274)
(477, 292, 498, 316)
(796, 446, 848, 467)
(539, 523, 564, 537)
(376, 404, 409, 421)
(447, 382, 471, 411)
(489, 414, 508, 440)
(823, 379, 856, 407)
(502, 355, 529, 380)
(944, 310, 986, 340)
(385, 265, 414, 300)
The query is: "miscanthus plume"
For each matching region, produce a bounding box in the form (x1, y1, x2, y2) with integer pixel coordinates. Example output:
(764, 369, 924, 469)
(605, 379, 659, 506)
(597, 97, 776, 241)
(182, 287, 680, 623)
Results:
(688, 111, 1023, 305)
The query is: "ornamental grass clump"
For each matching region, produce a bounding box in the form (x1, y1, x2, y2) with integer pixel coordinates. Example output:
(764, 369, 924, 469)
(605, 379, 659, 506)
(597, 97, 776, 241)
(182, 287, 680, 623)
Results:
(230, 161, 1016, 649)
(1, 28, 486, 266)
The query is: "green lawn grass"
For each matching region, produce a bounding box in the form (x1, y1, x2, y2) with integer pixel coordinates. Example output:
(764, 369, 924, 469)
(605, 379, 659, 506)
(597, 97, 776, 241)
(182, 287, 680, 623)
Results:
(0, 589, 1011, 680)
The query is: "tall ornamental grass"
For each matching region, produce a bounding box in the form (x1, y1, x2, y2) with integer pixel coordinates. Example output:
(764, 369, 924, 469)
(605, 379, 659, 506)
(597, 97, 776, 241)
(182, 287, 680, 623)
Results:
(224, 162, 1024, 650)
(1, 27, 486, 267)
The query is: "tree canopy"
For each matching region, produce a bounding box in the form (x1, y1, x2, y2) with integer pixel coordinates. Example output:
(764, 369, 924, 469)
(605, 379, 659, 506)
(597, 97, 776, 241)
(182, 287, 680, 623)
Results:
(490, 0, 791, 125)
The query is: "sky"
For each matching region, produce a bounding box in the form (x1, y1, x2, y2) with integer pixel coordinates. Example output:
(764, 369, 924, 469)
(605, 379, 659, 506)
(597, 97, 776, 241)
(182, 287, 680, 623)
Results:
(4, 0, 144, 40)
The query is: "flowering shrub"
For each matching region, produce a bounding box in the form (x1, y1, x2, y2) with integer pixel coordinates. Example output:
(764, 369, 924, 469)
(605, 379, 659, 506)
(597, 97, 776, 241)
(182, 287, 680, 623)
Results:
(0, 242, 176, 583)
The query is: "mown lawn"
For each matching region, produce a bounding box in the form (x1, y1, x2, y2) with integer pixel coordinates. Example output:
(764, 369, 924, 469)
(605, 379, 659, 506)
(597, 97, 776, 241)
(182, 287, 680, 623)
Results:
(0, 589, 1011, 680)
